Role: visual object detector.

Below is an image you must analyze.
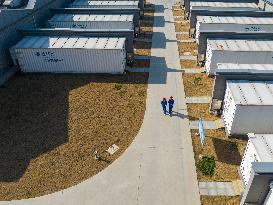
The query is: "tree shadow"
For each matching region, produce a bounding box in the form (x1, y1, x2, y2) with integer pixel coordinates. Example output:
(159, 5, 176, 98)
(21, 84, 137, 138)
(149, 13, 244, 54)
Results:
(212, 138, 242, 165)
(0, 72, 147, 182)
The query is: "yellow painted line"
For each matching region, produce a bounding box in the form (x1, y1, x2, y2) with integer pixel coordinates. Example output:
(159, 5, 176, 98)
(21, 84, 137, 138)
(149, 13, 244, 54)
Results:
(237, 180, 244, 193)
(232, 181, 239, 195)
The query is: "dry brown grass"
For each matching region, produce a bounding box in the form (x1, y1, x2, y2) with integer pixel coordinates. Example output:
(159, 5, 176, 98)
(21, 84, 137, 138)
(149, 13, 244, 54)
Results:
(134, 59, 150, 68)
(175, 22, 189, 32)
(173, 9, 183, 17)
(134, 41, 152, 56)
(191, 129, 247, 181)
(180, 60, 198, 68)
(182, 73, 214, 96)
(144, 11, 154, 17)
(140, 26, 153, 33)
(0, 73, 148, 200)
(201, 196, 240, 205)
(178, 42, 197, 56)
(187, 104, 219, 121)
(140, 21, 153, 28)
(172, 5, 181, 10)
(176, 34, 191, 40)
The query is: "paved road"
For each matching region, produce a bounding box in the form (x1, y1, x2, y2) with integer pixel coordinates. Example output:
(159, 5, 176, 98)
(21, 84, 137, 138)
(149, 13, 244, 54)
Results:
(1, 0, 201, 204)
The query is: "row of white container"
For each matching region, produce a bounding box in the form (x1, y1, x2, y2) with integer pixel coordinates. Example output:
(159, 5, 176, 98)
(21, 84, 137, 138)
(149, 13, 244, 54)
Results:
(69, 0, 139, 9)
(222, 79, 273, 136)
(10, 36, 127, 73)
(240, 133, 273, 187)
(186, 1, 258, 18)
(47, 14, 135, 30)
(205, 39, 273, 75)
(195, 16, 273, 44)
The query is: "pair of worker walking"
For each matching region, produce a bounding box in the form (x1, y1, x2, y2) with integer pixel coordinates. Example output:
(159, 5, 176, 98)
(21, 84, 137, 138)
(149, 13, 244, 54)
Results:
(161, 96, 174, 116)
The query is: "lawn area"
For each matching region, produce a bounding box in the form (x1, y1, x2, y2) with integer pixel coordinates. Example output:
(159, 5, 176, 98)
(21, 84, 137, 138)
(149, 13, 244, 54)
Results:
(133, 59, 150, 68)
(172, 9, 183, 17)
(180, 59, 199, 69)
(201, 196, 240, 205)
(187, 104, 220, 121)
(182, 73, 214, 96)
(176, 34, 191, 40)
(178, 42, 197, 56)
(191, 129, 247, 181)
(175, 22, 190, 32)
(0, 73, 148, 200)
(134, 41, 152, 56)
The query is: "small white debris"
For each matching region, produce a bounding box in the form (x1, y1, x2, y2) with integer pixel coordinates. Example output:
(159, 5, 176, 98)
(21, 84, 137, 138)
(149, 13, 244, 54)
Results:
(106, 144, 119, 155)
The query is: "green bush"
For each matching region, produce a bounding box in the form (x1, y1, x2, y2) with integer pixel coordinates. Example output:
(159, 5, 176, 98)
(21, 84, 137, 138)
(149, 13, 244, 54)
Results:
(197, 156, 216, 176)
(193, 77, 202, 85)
(114, 84, 123, 90)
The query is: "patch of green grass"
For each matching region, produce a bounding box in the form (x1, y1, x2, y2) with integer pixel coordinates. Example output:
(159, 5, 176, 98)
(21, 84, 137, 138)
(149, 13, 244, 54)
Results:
(198, 156, 216, 176)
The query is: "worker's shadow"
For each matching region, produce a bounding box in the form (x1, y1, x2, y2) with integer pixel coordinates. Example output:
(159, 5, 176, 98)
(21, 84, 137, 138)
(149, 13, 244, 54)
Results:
(171, 111, 189, 119)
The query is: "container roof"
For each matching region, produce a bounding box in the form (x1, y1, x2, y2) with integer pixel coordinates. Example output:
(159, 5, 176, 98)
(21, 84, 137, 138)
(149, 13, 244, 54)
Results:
(227, 80, 273, 105)
(197, 16, 273, 24)
(248, 133, 273, 162)
(12, 36, 126, 49)
(207, 39, 273, 51)
(217, 64, 273, 73)
(70, 0, 139, 6)
(50, 14, 134, 22)
(190, 1, 257, 8)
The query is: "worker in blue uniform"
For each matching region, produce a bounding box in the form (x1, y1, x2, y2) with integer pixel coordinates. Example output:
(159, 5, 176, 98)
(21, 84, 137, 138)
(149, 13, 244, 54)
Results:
(161, 97, 167, 115)
(168, 96, 174, 116)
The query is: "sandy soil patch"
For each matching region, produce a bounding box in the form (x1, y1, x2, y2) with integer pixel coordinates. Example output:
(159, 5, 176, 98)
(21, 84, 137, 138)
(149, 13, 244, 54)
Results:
(191, 129, 247, 181)
(0, 73, 148, 200)
(182, 73, 214, 96)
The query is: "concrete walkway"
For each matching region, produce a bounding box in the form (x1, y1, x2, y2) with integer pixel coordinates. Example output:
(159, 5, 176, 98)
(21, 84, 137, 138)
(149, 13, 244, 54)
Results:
(1, 1, 200, 204)
(199, 180, 244, 196)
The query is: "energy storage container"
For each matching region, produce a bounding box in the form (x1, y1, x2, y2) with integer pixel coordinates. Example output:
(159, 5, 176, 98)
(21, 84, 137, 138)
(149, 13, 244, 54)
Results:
(10, 36, 126, 74)
(240, 133, 273, 187)
(210, 63, 273, 112)
(186, 2, 258, 18)
(47, 14, 134, 30)
(195, 16, 273, 44)
(222, 80, 273, 136)
(69, 0, 139, 9)
(205, 39, 273, 75)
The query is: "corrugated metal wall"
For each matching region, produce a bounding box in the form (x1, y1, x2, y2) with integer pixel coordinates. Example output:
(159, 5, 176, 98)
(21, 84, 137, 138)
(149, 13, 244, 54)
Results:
(0, 0, 69, 75)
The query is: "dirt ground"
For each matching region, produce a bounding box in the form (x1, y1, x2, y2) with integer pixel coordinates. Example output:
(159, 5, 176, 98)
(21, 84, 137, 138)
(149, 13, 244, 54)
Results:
(134, 41, 152, 56)
(180, 59, 198, 68)
(0, 73, 148, 200)
(173, 9, 183, 17)
(201, 196, 240, 205)
(178, 42, 197, 56)
(133, 59, 150, 68)
(191, 129, 247, 181)
(176, 34, 191, 40)
(182, 73, 214, 96)
(187, 104, 220, 121)
(175, 22, 190, 32)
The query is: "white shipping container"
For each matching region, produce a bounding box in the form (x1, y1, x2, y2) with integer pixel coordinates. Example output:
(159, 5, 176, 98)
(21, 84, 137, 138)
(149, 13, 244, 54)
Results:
(217, 63, 273, 73)
(240, 133, 273, 187)
(222, 80, 273, 136)
(69, 0, 139, 8)
(190, 2, 258, 13)
(205, 39, 273, 75)
(47, 14, 134, 30)
(196, 16, 273, 43)
(10, 36, 126, 74)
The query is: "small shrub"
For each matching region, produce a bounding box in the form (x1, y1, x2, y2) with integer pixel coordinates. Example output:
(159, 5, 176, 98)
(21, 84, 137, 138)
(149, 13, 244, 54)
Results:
(194, 77, 202, 85)
(114, 84, 123, 90)
(197, 156, 216, 176)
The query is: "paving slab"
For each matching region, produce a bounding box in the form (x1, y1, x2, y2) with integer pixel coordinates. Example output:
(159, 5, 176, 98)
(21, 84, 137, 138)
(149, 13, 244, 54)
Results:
(186, 96, 211, 104)
(182, 69, 203, 74)
(176, 31, 188, 34)
(199, 182, 236, 196)
(180, 55, 197, 60)
(177, 39, 195, 43)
